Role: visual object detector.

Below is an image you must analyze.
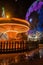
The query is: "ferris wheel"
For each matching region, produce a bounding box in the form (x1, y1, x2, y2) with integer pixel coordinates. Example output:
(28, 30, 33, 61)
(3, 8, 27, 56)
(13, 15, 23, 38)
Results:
(25, 0, 43, 32)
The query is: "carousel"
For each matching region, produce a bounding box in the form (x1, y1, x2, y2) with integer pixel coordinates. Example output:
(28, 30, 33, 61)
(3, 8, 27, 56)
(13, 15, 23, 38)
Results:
(0, 17, 30, 53)
(0, 18, 30, 40)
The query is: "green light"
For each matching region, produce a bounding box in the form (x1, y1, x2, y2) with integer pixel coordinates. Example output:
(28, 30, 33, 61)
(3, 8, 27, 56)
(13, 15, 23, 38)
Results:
(2, 7, 4, 10)
(2, 7, 5, 17)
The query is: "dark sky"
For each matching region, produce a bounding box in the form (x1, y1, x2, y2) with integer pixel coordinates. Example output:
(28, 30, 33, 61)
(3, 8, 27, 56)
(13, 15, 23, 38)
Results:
(0, 0, 35, 19)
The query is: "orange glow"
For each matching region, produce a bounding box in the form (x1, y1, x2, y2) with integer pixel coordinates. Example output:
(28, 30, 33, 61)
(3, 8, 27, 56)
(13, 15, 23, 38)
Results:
(6, 15, 9, 18)
(0, 18, 30, 40)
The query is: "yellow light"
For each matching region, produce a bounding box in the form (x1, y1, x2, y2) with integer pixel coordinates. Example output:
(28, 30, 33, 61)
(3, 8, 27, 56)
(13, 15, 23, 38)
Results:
(6, 15, 9, 18)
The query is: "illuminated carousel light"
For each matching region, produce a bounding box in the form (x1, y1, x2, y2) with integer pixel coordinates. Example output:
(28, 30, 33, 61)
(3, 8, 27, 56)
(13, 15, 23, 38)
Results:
(0, 18, 30, 40)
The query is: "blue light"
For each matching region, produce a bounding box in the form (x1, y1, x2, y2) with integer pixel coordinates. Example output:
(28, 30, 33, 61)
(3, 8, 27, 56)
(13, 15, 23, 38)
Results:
(29, 18, 33, 23)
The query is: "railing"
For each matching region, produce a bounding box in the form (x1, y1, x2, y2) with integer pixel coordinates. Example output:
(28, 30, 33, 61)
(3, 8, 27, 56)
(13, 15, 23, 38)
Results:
(0, 40, 38, 53)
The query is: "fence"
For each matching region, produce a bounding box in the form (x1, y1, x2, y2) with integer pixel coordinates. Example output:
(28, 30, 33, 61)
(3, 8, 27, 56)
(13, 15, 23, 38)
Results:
(0, 40, 38, 53)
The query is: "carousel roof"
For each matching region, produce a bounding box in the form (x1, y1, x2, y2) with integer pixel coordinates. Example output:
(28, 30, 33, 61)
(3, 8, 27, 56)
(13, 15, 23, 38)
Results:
(0, 18, 30, 40)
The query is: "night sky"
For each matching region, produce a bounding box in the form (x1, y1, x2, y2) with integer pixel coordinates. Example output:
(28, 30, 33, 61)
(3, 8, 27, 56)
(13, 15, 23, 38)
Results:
(0, 0, 35, 19)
